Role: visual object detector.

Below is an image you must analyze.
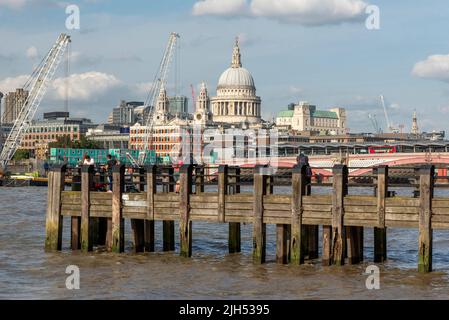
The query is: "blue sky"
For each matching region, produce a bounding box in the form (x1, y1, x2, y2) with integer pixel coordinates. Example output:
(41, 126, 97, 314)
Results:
(1, 0, 449, 133)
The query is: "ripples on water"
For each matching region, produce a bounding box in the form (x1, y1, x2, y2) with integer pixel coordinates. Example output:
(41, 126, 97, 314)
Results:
(1, 186, 449, 299)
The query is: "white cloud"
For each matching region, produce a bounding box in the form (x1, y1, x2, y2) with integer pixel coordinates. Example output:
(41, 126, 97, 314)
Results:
(51, 71, 122, 101)
(192, 0, 368, 25)
(193, 0, 249, 16)
(0, 75, 30, 93)
(26, 46, 39, 60)
(412, 54, 449, 82)
(0, 0, 27, 9)
(251, 0, 368, 25)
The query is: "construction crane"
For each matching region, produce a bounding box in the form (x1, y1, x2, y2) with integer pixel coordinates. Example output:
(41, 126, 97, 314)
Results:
(190, 84, 196, 108)
(0, 33, 71, 172)
(137, 32, 180, 166)
(368, 113, 381, 134)
(380, 95, 399, 133)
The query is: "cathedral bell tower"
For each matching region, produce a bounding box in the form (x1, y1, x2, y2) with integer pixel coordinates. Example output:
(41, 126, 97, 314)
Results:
(194, 82, 212, 125)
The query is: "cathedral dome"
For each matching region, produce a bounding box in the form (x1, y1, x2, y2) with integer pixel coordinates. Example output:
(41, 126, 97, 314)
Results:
(217, 67, 255, 89)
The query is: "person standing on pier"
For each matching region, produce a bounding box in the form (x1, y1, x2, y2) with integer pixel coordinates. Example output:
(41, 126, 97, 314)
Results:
(297, 153, 312, 194)
(106, 154, 116, 192)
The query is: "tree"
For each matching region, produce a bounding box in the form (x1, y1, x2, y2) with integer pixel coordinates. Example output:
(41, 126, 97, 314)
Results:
(49, 135, 102, 150)
(13, 149, 31, 161)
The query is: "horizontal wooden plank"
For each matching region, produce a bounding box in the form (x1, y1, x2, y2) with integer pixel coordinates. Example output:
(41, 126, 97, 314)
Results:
(154, 193, 179, 202)
(122, 193, 146, 201)
(226, 194, 253, 203)
(344, 196, 377, 206)
(386, 213, 418, 222)
(153, 207, 179, 215)
(432, 198, 449, 208)
(90, 205, 112, 212)
(191, 194, 218, 203)
(90, 199, 111, 206)
(303, 195, 332, 205)
(433, 207, 449, 215)
(344, 219, 377, 227)
(123, 200, 147, 207)
(264, 217, 290, 225)
(153, 214, 178, 221)
(303, 204, 332, 212)
(190, 215, 220, 222)
(123, 207, 148, 214)
(225, 216, 253, 223)
(263, 195, 291, 204)
(344, 205, 377, 214)
(303, 211, 332, 219)
(263, 203, 291, 211)
(61, 209, 81, 217)
(344, 212, 377, 220)
(264, 210, 291, 218)
(225, 209, 252, 216)
(190, 202, 218, 209)
(90, 192, 113, 200)
(386, 197, 419, 207)
(385, 206, 419, 214)
(226, 202, 253, 210)
(432, 222, 449, 229)
(431, 215, 449, 223)
(190, 208, 218, 216)
(61, 204, 81, 211)
(302, 218, 332, 225)
(154, 202, 179, 209)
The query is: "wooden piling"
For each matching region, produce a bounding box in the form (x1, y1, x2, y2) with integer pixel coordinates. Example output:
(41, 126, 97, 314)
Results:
(70, 171, 81, 250)
(331, 165, 347, 266)
(131, 167, 145, 253)
(162, 167, 175, 251)
(218, 165, 228, 223)
(80, 165, 94, 252)
(228, 167, 241, 253)
(418, 165, 434, 272)
(145, 165, 157, 252)
(374, 166, 388, 262)
(111, 165, 125, 253)
(253, 167, 267, 264)
(195, 165, 205, 194)
(45, 165, 67, 251)
(290, 164, 306, 265)
(322, 226, 332, 266)
(276, 224, 289, 264)
(179, 165, 193, 257)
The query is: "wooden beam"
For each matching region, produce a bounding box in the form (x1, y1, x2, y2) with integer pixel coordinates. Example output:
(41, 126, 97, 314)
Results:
(290, 165, 306, 265)
(145, 165, 157, 252)
(179, 165, 193, 257)
(218, 165, 228, 223)
(331, 164, 347, 266)
(374, 166, 388, 263)
(111, 164, 125, 253)
(418, 165, 434, 272)
(253, 167, 267, 264)
(80, 165, 94, 252)
(322, 226, 332, 266)
(195, 165, 205, 194)
(163, 167, 175, 251)
(228, 167, 241, 253)
(131, 167, 145, 253)
(45, 164, 67, 251)
(70, 171, 81, 250)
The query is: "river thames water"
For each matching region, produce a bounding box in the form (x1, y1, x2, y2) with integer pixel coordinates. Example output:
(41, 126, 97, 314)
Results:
(2, 186, 449, 299)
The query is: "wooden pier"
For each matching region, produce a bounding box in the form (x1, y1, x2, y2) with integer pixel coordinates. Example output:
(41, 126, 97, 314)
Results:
(45, 164, 447, 272)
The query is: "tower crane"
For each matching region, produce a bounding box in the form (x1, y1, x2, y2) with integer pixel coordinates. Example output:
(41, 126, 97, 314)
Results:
(0, 33, 71, 172)
(137, 32, 180, 166)
(368, 113, 381, 134)
(380, 95, 399, 133)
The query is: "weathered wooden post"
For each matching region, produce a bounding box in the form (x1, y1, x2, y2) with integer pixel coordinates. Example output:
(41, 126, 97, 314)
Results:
(131, 167, 145, 252)
(145, 165, 157, 252)
(71, 169, 81, 250)
(195, 165, 204, 194)
(253, 166, 267, 264)
(228, 166, 241, 253)
(179, 164, 193, 257)
(374, 166, 388, 262)
(162, 167, 175, 251)
(418, 165, 434, 272)
(111, 164, 125, 253)
(80, 165, 94, 252)
(331, 164, 348, 266)
(218, 165, 228, 223)
(45, 164, 67, 251)
(290, 164, 306, 265)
